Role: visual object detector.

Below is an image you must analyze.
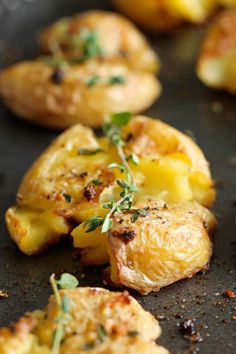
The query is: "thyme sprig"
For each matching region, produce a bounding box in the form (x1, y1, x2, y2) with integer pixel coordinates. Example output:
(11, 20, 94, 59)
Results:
(49, 273, 79, 354)
(84, 112, 141, 234)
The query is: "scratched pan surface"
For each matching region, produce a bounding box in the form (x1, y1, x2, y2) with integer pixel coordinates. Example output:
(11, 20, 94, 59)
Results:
(0, 0, 236, 353)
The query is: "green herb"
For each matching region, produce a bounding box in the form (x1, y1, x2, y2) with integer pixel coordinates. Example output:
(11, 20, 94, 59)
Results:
(92, 178, 102, 185)
(96, 324, 107, 342)
(84, 216, 104, 233)
(85, 112, 140, 234)
(86, 75, 101, 87)
(130, 207, 150, 223)
(126, 153, 139, 166)
(56, 273, 79, 289)
(108, 75, 126, 85)
(49, 273, 79, 354)
(78, 148, 104, 156)
(71, 28, 104, 63)
(111, 112, 132, 127)
(63, 193, 72, 203)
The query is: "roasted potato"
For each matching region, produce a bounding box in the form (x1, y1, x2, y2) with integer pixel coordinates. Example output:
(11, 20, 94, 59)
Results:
(113, 0, 218, 32)
(107, 200, 216, 294)
(218, 0, 236, 6)
(0, 287, 169, 354)
(197, 9, 236, 93)
(39, 10, 159, 73)
(6, 116, 215, 257)
(0, 60, 160, 129)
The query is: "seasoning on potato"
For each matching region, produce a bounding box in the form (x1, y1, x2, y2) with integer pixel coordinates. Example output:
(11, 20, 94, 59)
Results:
(0, 60, 161, 128)
(5, 114, 216, 293)
(197, 9, 236, 94)
(113, 0, 218, 32)
(0, 277, 169, 354)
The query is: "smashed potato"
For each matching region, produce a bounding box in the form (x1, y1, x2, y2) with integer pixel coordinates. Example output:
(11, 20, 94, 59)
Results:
(0, 60, 160, 129)
(6, 116, 215, 258)
(197, 9, 236, 93)
(39, 10, 159, 73)
(108, 201, 216, 294)
(113, 0, 217, 32)
(0, 287, 169, 354)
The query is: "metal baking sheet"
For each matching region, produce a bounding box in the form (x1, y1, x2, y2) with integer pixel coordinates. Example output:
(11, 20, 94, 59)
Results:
(0, 1, 236, 353)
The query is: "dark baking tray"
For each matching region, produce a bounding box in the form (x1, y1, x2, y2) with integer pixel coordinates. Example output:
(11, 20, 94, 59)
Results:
(0, 1, 236, 353)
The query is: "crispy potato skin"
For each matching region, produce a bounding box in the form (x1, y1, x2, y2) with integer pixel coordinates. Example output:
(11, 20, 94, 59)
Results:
(39, 10, 159, 73)
(108, 201, 216, 294)
(0, 60, 160, 129)
(5, 116, 215, 256)
(197, 9, 236, 93)
(0, 288, 169, 354)
(113, 0, 217, 32)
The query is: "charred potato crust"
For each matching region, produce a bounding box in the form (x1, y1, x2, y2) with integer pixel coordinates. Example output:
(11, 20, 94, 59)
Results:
(39, 10, 159, 73)
(0, 61, 160, 129)
(197, 9, 236, 93)
(0, 287, 169, 354)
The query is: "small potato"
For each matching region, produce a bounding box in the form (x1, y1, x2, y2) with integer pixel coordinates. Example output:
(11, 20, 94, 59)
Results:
(218, 0, 236, 6)
(0, 60, 160, 128)
(6, 116, 215, 256)
(108, 201, 216, 294)
(0, 287, 169, 354)
(113, 0, 217, 32)
(39, 10, 159, 73)
(197, 9, 236, 93)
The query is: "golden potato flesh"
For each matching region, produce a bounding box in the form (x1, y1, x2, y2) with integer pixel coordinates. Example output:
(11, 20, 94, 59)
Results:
(6, 116, 215, 257)
(0, 60, 160, 129)
(0, 287, 169, 354)
(39, 10, 159, 73)
(197, 9, 236, 93)
(108, 201, 216, 294)
(113, 0, 217, 32)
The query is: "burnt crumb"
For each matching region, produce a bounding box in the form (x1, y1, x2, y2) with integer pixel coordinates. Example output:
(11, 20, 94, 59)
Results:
(83, 184, 96, 201)
(175, 312, 183, 319)
(125, 133, 133, 142)
(50, 68, 65, 84)
(189, 332, 203, 343)
(127, 330, 139, 337)
(179, 319, 196, 336)
(0, 290, 8, 298)
(111, 228, 136, 244)
(156, 314, 169, 321)
(119, 49, 128, 58)
(223, 289, 236, 298)
(80, 172, 88, 178)
(81, 341, 96, 350)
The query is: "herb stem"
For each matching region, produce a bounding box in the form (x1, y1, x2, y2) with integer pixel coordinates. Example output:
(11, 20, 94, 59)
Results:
(50, 274, 62, 308)
(117, 144, 135, 185)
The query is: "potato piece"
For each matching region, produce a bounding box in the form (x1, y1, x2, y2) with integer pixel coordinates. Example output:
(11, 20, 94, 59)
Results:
(218, 0, 236, 6)
(39, 10, 159, 73)
(0, 287, 169, 354)
(113, 0, 217, 32)
(197, 9, 236, 93)
(108, 201, 216, 294)
(0, 60, 160, 129)
(6, 116, 215, 256)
